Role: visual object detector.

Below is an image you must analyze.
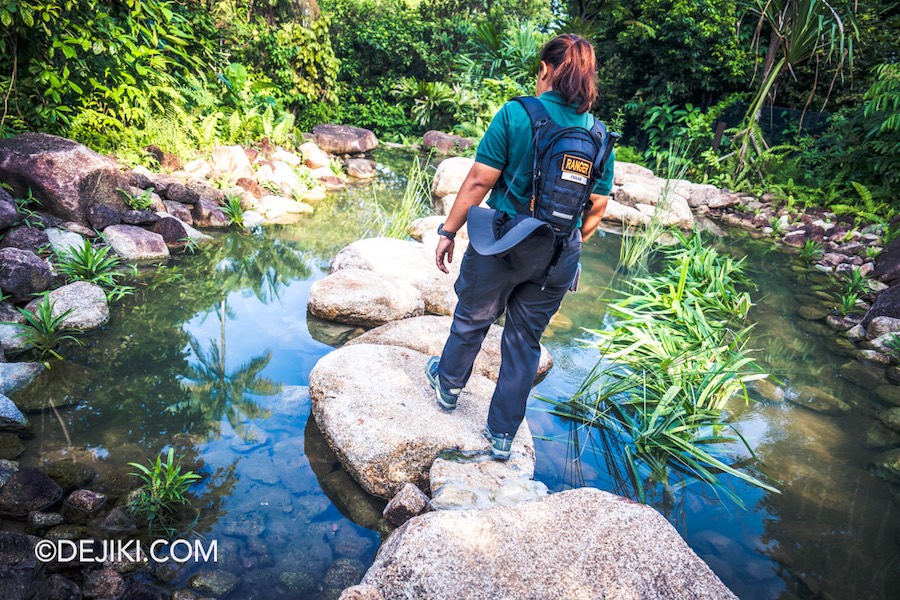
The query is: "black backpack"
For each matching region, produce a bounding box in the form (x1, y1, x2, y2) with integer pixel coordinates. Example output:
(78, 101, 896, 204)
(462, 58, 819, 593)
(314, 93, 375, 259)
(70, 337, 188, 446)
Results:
(513, 96, 619, 235)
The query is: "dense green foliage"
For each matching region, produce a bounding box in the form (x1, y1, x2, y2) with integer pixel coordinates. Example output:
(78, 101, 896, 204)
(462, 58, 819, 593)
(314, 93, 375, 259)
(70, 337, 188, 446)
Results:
(1, 0, 896, 211)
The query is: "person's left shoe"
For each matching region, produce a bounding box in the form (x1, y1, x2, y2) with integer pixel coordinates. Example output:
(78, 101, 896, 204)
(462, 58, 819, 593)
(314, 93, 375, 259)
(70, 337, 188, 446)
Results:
(482, 425, 513, 461)
(425, 356, 460, 411)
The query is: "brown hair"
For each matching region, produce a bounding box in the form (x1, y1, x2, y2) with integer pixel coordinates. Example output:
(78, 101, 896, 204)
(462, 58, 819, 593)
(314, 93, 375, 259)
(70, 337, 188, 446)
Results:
(540, 34, 597, 114)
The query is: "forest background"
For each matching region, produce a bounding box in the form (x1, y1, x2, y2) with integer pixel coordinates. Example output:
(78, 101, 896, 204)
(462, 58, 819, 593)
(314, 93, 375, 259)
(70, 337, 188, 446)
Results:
(0, 0, 897, 217)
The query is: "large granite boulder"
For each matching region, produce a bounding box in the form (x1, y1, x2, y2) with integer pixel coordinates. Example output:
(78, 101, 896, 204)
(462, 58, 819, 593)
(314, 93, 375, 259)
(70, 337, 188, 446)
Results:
(308, 269, 425, 328)
(614, 180, 694, 229)
(0, 188, 17, 230)
(309, 344, 535, 498)
(330, 237, 462, 316)
(0, 226, 49, 253)
(0, 248, 52, 303)
(24, 281, 108, 330)
(0, 133, 128, 226)
(44, 228, 84, 256)
(862, 284, 900, 327)
(153, 213, 213, 249)
(423, 131, 473, 155)
(346, 316, 553, 384)
(256, 161, 304, 198)
(431, 157, 474, 198)
(874, 237, 900, 285)
(192, 199, 229, 228)
(210, 145, 254, 181)
(358, 487, 736, 599)
(312, 124, 378, 154)
(102, 224, 170, 262)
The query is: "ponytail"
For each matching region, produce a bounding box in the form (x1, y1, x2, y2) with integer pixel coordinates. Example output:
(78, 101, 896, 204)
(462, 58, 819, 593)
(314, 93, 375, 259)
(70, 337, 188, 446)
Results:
(540, 34, 597, 114)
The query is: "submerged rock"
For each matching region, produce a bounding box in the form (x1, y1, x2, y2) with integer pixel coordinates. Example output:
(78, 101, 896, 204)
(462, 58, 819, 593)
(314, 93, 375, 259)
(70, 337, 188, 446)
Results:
(310, 344, 535, 499)
(839, 361, 887, 389)
(346, 316, 552, 384)
(785, 385, 852, 415)
(83, 568, 124, 599)
(0, 467, 63, 518)
(874, 384, 900, 407)
(877, 407, 900, 433)
(189, 569, 240, 597)
(866, 422, 900, 450)
(869, 448, 900, 484)
(359, 488, 736, 599)
(308, 269, 425, 328)
(0, 433, 25, 459)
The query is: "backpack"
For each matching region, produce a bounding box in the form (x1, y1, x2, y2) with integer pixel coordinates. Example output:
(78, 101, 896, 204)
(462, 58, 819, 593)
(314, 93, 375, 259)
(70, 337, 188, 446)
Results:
(513, 96, 620, 235)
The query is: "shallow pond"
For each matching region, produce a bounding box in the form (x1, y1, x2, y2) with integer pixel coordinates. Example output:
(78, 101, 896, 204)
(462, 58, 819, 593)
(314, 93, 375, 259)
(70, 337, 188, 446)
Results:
(7, 151, 899, 599)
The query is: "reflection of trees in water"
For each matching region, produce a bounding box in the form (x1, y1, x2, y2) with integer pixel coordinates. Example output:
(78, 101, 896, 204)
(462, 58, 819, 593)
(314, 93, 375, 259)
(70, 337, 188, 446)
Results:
(748, 409, 900, 600)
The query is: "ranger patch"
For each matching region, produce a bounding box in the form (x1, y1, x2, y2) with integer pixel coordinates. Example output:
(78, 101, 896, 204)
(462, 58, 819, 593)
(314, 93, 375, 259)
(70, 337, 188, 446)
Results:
(560, 154, 592, 185)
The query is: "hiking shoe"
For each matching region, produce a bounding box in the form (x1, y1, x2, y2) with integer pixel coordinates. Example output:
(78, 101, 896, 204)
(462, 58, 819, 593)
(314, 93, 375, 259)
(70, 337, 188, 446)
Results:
(426, 356, 460, 411)
(483, 425, 512, 461)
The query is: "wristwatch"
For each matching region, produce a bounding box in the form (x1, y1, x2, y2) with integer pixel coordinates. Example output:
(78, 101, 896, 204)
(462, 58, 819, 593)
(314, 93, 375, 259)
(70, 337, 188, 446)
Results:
(437, 222, 456, 240)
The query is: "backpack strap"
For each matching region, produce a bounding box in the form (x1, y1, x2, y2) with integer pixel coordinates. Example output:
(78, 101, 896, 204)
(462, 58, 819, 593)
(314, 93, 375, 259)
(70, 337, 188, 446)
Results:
(590, 118, 620, 181)
(513, 96, 552, 217)
(513, 96, 551, 130)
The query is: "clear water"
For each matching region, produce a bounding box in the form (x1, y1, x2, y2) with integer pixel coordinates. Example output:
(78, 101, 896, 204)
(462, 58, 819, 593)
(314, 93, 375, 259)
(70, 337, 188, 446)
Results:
(9, 151, 900, 599)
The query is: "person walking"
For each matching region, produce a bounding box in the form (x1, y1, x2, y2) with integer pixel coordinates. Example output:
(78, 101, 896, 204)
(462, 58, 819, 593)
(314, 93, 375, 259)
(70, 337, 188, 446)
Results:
(425, 33, 616, 460)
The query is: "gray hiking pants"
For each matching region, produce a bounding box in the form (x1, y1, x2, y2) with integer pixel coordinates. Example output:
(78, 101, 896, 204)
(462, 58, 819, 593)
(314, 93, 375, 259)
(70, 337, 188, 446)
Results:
(437, 228, 582, 437)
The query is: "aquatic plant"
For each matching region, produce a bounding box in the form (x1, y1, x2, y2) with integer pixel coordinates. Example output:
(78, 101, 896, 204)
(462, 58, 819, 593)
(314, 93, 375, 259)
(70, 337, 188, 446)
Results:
(619, 140, 691, 272)
(6, 293, 82, 360)
(542, 232, 777, 507)
(221, 193, 245, 228)
(865, 246, 881, 260)
(128, 448, 202, 536)
(798, 239, 824, 263)
(373, 155, 431, 239)
(329, 157, 344, 177)
(54, 238, 123, 287)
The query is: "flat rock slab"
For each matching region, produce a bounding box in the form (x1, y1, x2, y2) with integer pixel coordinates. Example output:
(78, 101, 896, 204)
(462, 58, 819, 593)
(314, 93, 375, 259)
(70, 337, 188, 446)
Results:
(429, 455, 545, 510)
(103, 224, 170, 262)
(308, 269, 425, 328)
(331, 237, 461, 316)
(25, 281, 109, 330)
(360, 487, 737, 600)
(309, 344, 535, 499)
(346, 316, 553, 384)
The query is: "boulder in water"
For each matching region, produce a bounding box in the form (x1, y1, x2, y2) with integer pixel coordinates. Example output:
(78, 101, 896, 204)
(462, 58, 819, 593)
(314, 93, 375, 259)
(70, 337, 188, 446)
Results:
(358, 487, 737, 599)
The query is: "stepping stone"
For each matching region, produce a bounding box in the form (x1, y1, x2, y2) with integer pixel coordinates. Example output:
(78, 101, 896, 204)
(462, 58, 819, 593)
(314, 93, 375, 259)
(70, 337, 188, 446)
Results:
(309, 344, 535, 499)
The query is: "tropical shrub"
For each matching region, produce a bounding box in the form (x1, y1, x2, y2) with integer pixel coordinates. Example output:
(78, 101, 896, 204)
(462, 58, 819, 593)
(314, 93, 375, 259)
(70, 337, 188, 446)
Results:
(5, 293, 82, 360)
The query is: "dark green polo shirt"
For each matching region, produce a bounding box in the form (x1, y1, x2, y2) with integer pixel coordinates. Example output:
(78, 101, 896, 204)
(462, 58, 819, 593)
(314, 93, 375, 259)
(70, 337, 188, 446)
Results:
(475, 90, 616, 225)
